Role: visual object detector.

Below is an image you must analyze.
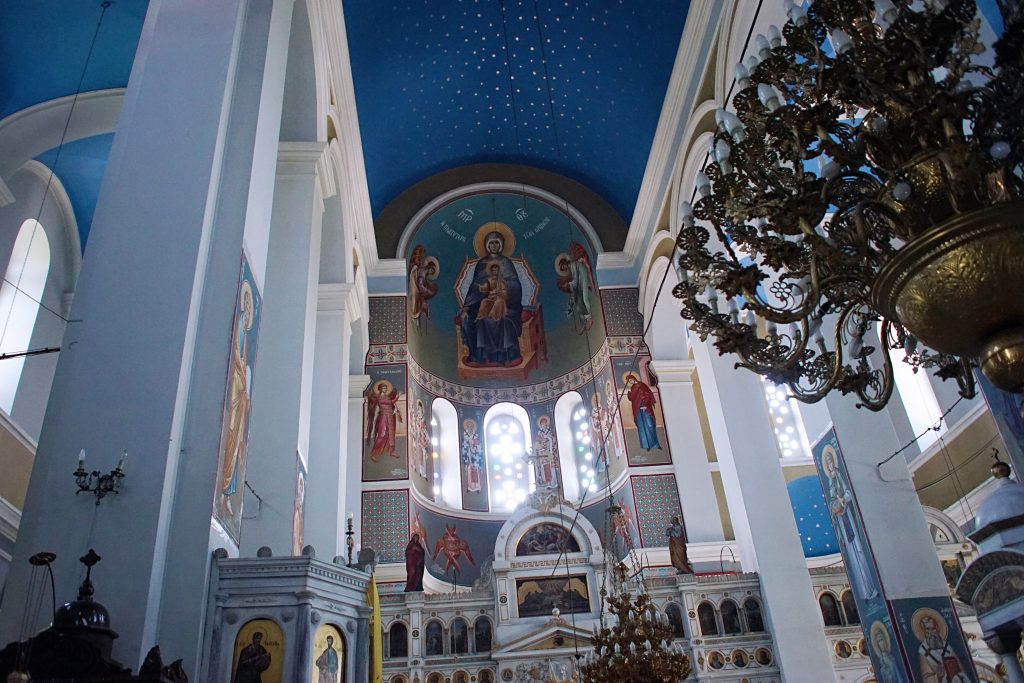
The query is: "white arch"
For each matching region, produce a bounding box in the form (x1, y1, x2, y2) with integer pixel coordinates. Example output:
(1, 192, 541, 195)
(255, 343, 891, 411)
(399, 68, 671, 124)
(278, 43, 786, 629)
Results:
(493, 504, 602, 565)
(431, 397, 462, 510)
(483, 402, 532, 512)
(554, 391, 584, 502)
(0, 220, 50, 413)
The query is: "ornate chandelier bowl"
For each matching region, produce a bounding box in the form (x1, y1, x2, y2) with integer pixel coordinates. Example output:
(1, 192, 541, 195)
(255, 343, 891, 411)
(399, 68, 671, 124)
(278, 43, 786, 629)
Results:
(872, 201, 1024, 394)
(672, 0, 1024, 410)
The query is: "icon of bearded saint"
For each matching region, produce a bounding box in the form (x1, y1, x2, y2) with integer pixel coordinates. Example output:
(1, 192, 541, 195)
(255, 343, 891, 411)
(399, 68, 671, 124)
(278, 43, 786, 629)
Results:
(433, 525, 476, 574)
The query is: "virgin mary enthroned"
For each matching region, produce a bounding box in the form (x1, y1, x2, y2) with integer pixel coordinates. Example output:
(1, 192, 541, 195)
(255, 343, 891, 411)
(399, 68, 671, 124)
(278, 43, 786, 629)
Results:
(458, 227, 524, 366)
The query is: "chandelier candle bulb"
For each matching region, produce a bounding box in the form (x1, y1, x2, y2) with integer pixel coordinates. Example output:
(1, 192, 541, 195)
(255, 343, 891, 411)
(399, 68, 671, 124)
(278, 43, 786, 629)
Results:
(77, 449, 85, 469)
(733, 63, 750, 89)
(695, 172, 711, 198)
(829, 28, 854, 55)
(744, 55, 760, 73)
(116, 450, 127, 472)
(755, 34, 771, 60)
(757, 83, 781, 112)
(768, 24, 782, 48)
(875, 0, 898, 27)
(784, 0, 808, 26)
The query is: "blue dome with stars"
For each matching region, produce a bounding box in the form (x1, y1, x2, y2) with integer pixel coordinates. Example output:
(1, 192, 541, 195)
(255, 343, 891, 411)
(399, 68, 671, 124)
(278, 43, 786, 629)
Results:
(787, 475, 837, 558)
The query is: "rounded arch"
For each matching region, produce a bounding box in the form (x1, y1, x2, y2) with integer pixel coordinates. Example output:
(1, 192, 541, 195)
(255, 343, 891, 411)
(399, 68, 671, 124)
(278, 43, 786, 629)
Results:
(818, 591, 843, 626)
(494, 504, 601, 563)
(554, 390, 585, 501)
(423, 619, 444, 656)
(641, 253, 688, 361)
(474, 616, 493, 652)
(387, 621, 408, 659)
(279, 0, 327, 142)
(921, 506, 970, 546)
(484, 402, 532, 512)
(664, 602, 687, 638)
(449, 617, 469, 654)
(696, 601, 719, 636)
(669, 99, 718, 234)
(743, 597, 765, 632)
(840, 590, 859, 625)
(720, 598, 742, 634)
(431, 397, 462, 509)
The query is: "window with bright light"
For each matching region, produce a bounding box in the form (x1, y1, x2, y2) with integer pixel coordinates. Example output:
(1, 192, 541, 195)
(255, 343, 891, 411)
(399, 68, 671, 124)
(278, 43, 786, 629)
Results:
(431, 398, 462, 509)
(484, 403, 533, 512)
(554, 391, 584, 501)
(574, 404, 600, 496)
(879, 323, 944, 450)
(0, 219, 50, 414)
(763, 379, 812, 459)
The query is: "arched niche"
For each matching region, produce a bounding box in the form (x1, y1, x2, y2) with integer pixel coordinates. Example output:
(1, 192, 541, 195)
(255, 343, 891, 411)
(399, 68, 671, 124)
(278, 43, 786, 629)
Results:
(483, 402, 533, 512)
(553, 391, 584, 502)
(431, 397, 462, 509)
(494, 505, 600, 564)
(231, 618, 284, 682)
(312, 622, 346, 681)
(642, 253, 688, 361)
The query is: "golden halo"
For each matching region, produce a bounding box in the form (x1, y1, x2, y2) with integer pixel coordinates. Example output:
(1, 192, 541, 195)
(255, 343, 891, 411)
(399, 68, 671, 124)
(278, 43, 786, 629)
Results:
(554, 253, 571, 276)
(622, 371, 642, 386)
(821, 445, 838, 475)
(911, 607, 947, 642)
(463, 418, 476, 430)
(537, 415, 551, 427)
(240, 280, 255, 331)
(869, 621, 891, 650)
(473, 222, 516, 257)
(371, 379, 395, 396)
(422, 256, 440, 279)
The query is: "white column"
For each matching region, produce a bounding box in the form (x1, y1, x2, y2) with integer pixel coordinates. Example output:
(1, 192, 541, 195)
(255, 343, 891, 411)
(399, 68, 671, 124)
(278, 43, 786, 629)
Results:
(648, 359, 724, 543)
(240, 142, 328, 556)
(693, 339, 834, 680)
(346, 374, 371, 558)
(304, 283, 355, 558)
(0, 0, 292, 675)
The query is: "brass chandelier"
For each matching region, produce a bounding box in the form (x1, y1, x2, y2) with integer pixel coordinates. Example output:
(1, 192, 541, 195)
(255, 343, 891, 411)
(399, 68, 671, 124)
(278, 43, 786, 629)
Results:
(580, 590, 692, 683)
(673, 0, 1024, 410)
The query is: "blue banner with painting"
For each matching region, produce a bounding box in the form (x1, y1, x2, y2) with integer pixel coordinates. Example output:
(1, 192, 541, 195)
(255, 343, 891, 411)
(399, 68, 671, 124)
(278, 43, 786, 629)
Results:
(813, 429, 907, 682)
(975, 368, 1024, 480)
(214, 252, 262, 545)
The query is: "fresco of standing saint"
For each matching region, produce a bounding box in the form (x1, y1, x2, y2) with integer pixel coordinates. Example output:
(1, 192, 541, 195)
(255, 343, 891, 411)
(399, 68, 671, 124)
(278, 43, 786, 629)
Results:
(408, 244, 440, 330)
(554, 242, 595, 333)
(461, 419, 483, 493)
(366, 380, 403, 461)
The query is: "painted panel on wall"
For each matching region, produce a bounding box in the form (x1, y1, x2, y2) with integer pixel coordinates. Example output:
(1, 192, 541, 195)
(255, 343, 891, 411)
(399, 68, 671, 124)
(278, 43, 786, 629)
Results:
(214, 252, 263, 544)
(630, 474, 683, 548)
(459, 406, 488, 512)
(579, 480, 640, 559)
(409, 499, 504, 586)
(600, 288, 644, 337)
(404, 192, 606, 388)
(293, 453, 306, 555)
(312, 623, 345, 683)
(369, 296, 407, 345)
(891, 597, 975, 683)
(407, 379, 435, 499)
(611, 356, 670, 466)
(362, 489, 410, 564)
(231, 618, 284, 683)
(515, 575, 590, 618)
(363, 365, 408, 481)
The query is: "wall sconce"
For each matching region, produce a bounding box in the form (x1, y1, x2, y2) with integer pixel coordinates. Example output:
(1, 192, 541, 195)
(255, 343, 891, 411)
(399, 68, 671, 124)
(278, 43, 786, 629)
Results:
(73, 449, 127, 505)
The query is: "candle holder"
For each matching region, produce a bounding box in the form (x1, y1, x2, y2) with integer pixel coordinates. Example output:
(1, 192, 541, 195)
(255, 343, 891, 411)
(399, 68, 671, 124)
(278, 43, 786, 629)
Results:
(345, 517, 354, 566)
(73, 450, 127, 505)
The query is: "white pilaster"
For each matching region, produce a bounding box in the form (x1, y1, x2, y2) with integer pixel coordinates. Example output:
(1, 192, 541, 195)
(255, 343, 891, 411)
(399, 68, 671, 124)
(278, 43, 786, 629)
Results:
(0, 0, 293, 676)
(693, 339, 834, 680)
(241, 142, 329, 557)
(649, 359, 724, 543)
(305, 283, 356, 558)
(347, 374, 371, 555)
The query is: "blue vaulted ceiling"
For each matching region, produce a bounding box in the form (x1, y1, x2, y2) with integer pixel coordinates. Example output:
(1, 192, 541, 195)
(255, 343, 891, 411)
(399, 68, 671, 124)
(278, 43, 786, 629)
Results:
(343, 0, 690, 224)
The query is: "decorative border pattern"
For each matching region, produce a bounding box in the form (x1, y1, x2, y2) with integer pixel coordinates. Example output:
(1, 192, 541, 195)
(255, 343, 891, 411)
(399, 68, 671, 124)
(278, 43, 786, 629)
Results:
(366, 344, 409, 365)
(630, 474, 682, 548)
(361, 489, 410, 564)
(601, 288, 644, 336)
(405, 339, 612, 406)
(606, 336, 648, 357)
(368, 296, 407, 345)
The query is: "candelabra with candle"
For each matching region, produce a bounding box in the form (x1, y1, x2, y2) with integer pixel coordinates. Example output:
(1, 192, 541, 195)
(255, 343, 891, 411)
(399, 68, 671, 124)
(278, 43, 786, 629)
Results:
(72, 449, 127, 505)
(345, 513, 355, 566)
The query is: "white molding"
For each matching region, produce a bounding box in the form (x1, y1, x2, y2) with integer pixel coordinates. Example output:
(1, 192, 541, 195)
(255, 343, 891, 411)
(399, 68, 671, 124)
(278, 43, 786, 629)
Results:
(619, 0, 725, 283)
(0, 89, 125, 190)
(393, 181, 604, 260)
(0, 177, 13, 205)
(18, 160, 83, 284)
(649, 358, 698, 384)
(907, 400, 988, 473)
(0, 407, 38, 453)
(348, 374, 372, 399)
(0, 496, 21, 544)
(317, 282, 356, 314)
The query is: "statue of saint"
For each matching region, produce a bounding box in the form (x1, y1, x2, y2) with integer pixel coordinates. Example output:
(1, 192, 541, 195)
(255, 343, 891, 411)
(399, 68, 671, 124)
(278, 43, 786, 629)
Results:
(404, 533, 426, 592)
(665, 516, 693, 574)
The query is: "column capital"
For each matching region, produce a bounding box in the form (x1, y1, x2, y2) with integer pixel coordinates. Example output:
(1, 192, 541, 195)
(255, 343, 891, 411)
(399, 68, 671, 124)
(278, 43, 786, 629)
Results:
(277, 141, 336, 200)
(649, 358, 697, 384)
(318, 282, 357, 314)
(349, 374, 371, 399)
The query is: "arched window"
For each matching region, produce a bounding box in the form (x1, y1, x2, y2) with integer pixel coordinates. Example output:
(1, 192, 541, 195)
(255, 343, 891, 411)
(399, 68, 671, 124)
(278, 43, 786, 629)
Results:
(841, 590, 860, 625)
(388, 623, 408, 659)
(697, 602, 718, 636)
(743, 598, 765, 632)
(762, 379, 811, 459)
(474, 617, 492, 652)
(424, 620, 444, 656)
(450, 618, 469, 654)
(720, 599, 742, 634)
(880, 322, 944, 450)
(665, 603, 687, 639)
(819, 592, 843, 626)
(0, 219, 50, 413)
(427, 674, 443, 683)
(554, 391, 585, 501)
(431, 397, 462, 509)
(484, 402, 533, 512)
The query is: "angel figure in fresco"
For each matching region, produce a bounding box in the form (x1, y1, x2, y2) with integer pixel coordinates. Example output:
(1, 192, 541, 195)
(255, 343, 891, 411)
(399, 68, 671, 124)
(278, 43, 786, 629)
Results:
(434, 524, 476, 575)
(555, 241, 595, 333)
(220, 280, 255, 508)
(366, 381, 402, 461)
(408, 245, 439, 329)
(611, 497, 637, 550)
(461, 419, 483, 493)
(411, 511, 429, 551)
(625, 373, 662, 451)
(530, 415, 559, 489)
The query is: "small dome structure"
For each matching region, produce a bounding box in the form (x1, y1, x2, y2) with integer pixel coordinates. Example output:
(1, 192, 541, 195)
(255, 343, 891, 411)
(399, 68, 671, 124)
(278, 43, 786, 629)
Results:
(971, 461, 1024, 553)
